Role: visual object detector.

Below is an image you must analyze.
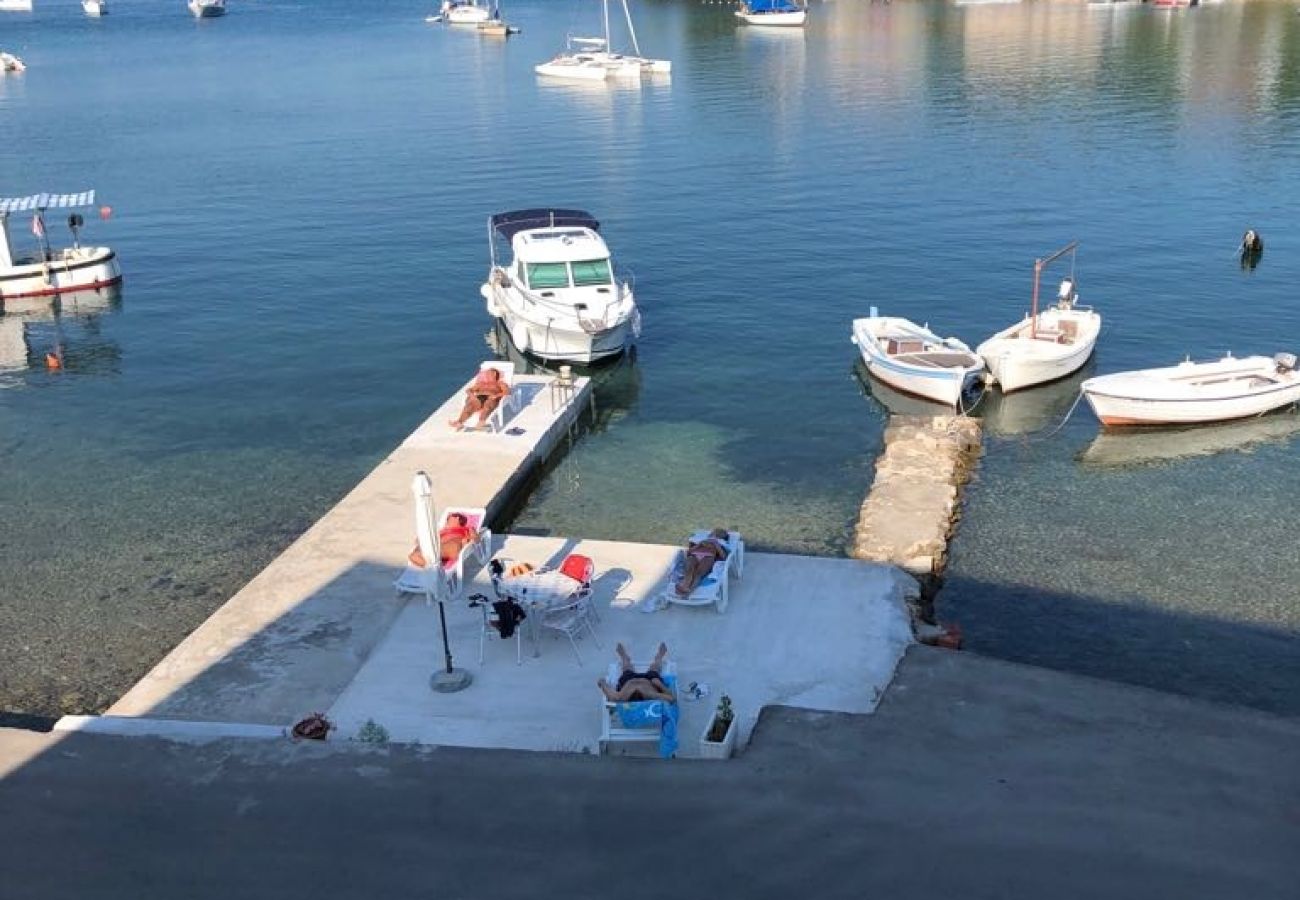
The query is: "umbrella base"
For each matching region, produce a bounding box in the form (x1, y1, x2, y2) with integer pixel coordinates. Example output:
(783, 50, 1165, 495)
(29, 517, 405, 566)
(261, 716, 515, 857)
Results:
(430, 667, 474, 693)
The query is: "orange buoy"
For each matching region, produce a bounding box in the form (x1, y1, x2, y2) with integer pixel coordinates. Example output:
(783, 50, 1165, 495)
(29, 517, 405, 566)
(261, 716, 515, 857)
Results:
(45, 352, 63, 370)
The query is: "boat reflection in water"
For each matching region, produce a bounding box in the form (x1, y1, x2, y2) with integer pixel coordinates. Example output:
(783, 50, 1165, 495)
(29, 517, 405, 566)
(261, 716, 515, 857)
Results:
(484, 321, 641, 429)
(1079, 409, 1300, 470)
(856, 359, 1089, 439)
(0, 284, 123, 379)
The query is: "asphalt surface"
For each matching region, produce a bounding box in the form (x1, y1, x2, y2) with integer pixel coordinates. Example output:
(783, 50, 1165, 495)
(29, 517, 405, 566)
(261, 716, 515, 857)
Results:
(1, 646, 1295, 900)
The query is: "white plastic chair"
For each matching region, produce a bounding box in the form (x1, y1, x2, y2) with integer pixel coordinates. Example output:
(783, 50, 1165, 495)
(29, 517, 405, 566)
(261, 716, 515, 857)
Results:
(393, 507, 492, 601)
(599, 660, 677, 751)
(478, 361, 521, 433)
(664, 530, 745, 614)
(540, 596, 601, 665)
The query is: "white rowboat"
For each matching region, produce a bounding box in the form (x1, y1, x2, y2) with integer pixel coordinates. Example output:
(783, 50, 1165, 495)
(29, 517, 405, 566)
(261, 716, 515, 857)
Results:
(1081, 353, 1300, 427)
(851, 311, 985, 408)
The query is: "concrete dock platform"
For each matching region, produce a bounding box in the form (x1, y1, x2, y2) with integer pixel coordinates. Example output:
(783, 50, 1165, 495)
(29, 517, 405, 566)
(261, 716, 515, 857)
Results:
(107, 372, 592, 725)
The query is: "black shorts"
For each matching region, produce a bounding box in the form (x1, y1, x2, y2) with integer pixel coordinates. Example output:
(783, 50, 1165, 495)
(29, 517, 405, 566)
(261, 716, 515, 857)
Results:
(617, 669, 663, 700)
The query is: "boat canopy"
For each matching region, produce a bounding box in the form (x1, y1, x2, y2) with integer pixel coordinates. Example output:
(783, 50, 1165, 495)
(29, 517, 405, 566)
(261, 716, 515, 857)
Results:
(0, 191, 97, 214)
(746, 0, 801, 11)
(490, 208, 600, 242)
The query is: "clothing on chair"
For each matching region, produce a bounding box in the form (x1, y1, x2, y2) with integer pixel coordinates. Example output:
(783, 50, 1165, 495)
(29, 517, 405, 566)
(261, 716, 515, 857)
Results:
(491, 600, 527, 638)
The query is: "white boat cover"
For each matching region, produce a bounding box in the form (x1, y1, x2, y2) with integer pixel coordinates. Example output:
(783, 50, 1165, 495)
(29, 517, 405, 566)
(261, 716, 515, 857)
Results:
(0, 191, 96, 214)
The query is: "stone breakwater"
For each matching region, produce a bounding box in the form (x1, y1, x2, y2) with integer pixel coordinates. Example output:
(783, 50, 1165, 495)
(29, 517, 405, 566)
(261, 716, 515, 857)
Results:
(851, 416, 983, 579)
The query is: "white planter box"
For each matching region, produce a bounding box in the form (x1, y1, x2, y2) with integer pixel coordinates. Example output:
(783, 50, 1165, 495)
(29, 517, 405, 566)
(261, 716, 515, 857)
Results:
(699, 713, 737, 759)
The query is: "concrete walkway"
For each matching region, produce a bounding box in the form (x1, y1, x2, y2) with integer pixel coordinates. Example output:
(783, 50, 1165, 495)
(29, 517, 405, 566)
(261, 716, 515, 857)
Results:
(4, 646, 1295, 900)
(107, 373, 591, 724)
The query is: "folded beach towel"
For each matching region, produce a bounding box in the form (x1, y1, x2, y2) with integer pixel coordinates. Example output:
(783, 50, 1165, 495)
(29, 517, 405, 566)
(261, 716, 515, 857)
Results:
(615, 675, 679, 758)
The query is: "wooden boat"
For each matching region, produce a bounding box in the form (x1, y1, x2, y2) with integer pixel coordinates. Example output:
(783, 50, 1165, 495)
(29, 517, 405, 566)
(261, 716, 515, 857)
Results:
(1082, 353, 1300, 427)
(1, 191, 122, 302)
(851, 310, 985, 408)
(977, 241, 1101, 393)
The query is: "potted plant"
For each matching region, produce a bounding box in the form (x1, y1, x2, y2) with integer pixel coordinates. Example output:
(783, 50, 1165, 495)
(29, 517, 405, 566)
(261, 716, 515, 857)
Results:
(699, 694, 737, 759)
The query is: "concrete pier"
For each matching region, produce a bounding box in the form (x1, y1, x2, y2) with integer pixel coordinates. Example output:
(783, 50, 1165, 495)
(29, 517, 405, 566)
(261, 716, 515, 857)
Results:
(106, 372, 593, 724)
(852, 415, 982, 578)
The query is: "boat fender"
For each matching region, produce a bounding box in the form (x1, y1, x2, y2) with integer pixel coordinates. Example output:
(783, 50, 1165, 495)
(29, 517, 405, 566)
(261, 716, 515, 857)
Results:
(1241, 229, 1263, 255)
(511, 321, 530, 352)
(1275, 353, 1297, 374)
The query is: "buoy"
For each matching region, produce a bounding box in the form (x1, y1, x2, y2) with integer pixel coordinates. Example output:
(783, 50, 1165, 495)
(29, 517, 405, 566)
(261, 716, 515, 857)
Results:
(45, 351, 63, 370)
(99, 205, 113, 221)
(511, 321, 530, 352)
(1241, 229, 1264, 255)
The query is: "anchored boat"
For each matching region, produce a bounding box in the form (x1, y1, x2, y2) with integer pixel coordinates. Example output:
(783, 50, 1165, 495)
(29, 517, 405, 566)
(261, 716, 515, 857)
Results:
(1, 191, 122, 304)
(1082, 353, 1300, 427)
(735, 0, 808, 27)
(535, 0, 669, 81)
(2, 51, 25, 73)
(480, 209, 641, 364)
(188, 0, 224, 18)
(82, 0, 106, 15)
(437, 0, 491, 24)
(977, 241, 1101, 393)
(851, 309, 985, 408)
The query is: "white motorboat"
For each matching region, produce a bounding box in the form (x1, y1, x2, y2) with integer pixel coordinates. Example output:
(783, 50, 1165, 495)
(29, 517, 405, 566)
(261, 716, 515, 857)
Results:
(188, 0, 225, 18)
(479, 209, 641, 364)
(851, 310, 985, 408)
(82, 0, 106, 15)
(0, 191, 122, 304)
(977, 241, 1101, 393)
(735, 0, 807, 27)
(536, 0, 670, 81)
(0, 0, 33, 11)
(1, 51, 24, 73)
(1082, 353, 1300, 427)
(437, 0, 491, 24)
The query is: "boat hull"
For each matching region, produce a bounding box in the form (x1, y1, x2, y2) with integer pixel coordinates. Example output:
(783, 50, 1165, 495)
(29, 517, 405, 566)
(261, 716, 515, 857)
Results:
(445, 7, 491, 24)
(0, 247, 123, 302)
(480, 282, 638, 364)
(851, 317, 984, 409)
(977, 308, 1101, 393)
(735, 9, 806, 27)
(535, 59, 612, 81)
(1082, 357, 1300, 427)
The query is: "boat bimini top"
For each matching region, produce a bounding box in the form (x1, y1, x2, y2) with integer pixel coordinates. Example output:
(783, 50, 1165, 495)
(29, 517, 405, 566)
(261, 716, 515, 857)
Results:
(489, 208, 600, 242)
(488, 208, 610, 269)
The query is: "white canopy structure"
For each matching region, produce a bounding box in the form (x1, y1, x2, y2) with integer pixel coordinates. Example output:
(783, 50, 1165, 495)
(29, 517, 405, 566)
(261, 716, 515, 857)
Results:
(0, 191, 97, 214)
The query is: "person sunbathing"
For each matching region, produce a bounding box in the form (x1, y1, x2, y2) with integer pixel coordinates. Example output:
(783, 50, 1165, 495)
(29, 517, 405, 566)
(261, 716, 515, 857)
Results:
(674, 528, 731, 596)
(438, 512, 480, 564)
(597, 642, 675, 703)
(450, 367, 510, 430)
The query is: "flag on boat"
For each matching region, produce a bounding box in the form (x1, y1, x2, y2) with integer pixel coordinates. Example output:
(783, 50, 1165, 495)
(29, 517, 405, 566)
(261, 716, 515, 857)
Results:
(31, 215, 44, 238)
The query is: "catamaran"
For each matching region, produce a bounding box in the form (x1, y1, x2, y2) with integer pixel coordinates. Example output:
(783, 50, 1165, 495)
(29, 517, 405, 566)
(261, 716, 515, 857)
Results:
(735, 0, 807, 27)
(536, 0, 670, 81)
(479, 209, 641, 363)
(976, 241, 1101, 393)
(0, 192, 122, 303)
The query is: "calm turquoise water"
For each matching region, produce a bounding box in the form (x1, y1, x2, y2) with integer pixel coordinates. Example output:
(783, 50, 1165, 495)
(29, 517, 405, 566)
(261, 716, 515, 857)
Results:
(2, 0, 1297, 718)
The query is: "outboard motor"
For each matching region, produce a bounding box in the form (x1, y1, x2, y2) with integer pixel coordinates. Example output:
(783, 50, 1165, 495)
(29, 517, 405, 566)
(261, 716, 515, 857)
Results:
(67, 213, 84, 250)
(1056, 277, 1077, 308)
(1274, 353, 1297, 374)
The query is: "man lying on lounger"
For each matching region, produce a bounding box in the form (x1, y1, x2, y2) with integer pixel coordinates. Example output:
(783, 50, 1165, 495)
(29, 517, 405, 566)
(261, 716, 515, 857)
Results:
(597, 642, 675, 703)
(674, 528, 730, 596)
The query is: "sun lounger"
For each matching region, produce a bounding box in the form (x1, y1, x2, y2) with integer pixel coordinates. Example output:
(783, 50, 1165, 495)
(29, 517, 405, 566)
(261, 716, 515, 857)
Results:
(664, 530, 744, 614)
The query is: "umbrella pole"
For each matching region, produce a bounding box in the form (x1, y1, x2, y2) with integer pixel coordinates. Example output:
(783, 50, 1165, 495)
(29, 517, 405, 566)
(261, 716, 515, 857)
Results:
(438, 599, 454, 674)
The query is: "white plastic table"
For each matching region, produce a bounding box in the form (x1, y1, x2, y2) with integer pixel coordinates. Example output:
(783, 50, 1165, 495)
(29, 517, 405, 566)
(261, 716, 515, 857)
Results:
(493, 566, 584, 657)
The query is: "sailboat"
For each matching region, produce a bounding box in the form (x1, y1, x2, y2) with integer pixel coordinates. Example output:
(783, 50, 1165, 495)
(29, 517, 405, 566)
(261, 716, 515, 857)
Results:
(735, 0, 807, 28)
(536, 0, 670, 81)
(976, 241, 1101, 393)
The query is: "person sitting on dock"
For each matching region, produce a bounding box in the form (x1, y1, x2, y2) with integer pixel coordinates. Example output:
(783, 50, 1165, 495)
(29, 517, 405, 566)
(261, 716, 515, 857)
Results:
(674, 528, 730, 597)
(597, 642, 675, 703)
(449, 367, 510, 431)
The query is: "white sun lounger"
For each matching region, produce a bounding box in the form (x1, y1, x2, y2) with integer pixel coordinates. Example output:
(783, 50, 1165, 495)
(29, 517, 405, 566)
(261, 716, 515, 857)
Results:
(664, 530, 744, 614)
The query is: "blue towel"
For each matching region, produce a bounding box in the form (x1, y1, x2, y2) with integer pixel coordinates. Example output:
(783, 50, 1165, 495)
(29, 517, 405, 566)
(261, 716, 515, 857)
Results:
(615, 675, 679, 758)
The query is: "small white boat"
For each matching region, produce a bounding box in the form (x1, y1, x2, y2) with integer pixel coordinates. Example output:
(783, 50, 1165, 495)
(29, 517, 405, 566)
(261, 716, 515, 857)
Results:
(0, 0, 33, 11)
(536, 0, 670, 81)
(1082, 353, 1300, 427)
(851, 310, 985, 408)
(977, 241, 1101, 393)
(735, 0, 807, 27)
(1, 51, 24, 73)
(82, 0, 107, 15)
(437, 0, 491, 25)
(188, 0, 225, 18)
(480, 208, 641, 364)
(1, 191, 123, 303)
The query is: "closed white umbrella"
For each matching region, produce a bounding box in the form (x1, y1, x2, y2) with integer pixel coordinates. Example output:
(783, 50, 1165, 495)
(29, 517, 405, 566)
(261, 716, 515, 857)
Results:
(412, 471, 473, 693)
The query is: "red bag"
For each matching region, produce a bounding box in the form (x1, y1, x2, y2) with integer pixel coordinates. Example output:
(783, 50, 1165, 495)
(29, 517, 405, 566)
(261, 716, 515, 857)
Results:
(559, 554, 593, 584)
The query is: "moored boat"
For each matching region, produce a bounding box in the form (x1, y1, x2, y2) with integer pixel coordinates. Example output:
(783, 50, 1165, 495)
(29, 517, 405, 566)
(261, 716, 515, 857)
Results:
(82, 0, 107, 16)
(0, 191, 122, 304)
(479, 209, 641, 364)
(735, 0, 807, 27)
(188, 0, 225, 18)
(536, 0, 669, 81)
(1, 51, 25, 73)
(977, 241, 1101, 393)
(0, 0, 34, 11)
(438, 0, 491, 24)
(851, 310, 985, 408)
(1082, 353, 1300, 427)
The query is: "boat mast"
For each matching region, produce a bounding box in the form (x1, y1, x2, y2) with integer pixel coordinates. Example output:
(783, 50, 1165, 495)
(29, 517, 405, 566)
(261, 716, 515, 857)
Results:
(1029, 240, 1079, 339)
(603, 0, 611, 50)
(621, 0, 642, 56)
